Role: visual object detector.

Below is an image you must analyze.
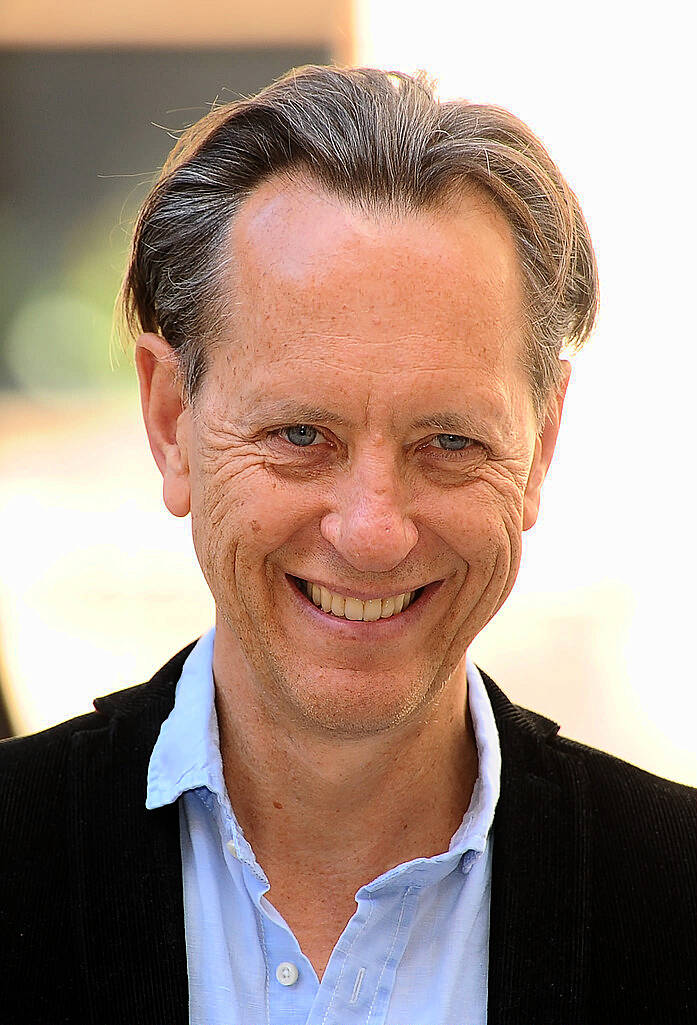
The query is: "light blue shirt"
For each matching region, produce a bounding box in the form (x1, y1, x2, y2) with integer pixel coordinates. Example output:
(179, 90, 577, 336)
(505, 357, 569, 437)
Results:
(147, 629, 502, 1025)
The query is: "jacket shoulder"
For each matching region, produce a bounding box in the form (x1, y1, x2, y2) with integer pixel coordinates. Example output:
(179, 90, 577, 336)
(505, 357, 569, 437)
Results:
(550, 729, 697, 846)
(480, 664, 696, 802)
(553, 728, 696, 796)
(0, 705, 109, 784)
(481, 664, 696, 880)
(0, 645, 194, 1025)
(515, 694, 697, 842)
(0, 642, 195, 807)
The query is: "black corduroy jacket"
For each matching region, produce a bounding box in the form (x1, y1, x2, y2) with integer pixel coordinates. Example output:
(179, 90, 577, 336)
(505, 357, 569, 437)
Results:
(1, 643, 696, 1025)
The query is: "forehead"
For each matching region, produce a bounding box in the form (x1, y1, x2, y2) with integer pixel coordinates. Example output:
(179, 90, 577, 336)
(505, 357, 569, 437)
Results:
(210, 175, 531, 431)
(228, 174, 523, 321)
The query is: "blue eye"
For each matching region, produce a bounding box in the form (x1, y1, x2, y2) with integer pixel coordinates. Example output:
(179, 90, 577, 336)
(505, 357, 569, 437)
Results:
(433, 434, 472, 451)
(282, 424, 320, 447)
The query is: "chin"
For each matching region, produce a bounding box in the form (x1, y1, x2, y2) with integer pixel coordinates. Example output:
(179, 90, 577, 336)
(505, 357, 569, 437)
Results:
(271, 659, 453, 737)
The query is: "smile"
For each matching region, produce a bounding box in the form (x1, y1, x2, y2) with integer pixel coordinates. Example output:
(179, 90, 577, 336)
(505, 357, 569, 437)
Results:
(294, 577, 423, 622)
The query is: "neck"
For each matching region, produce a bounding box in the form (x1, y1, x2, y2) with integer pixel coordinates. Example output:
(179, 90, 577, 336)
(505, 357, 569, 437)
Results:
(213, 633, 479, 890)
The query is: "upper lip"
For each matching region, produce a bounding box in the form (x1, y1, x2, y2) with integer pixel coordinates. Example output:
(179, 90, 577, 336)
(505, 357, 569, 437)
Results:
(289, 574, 438, 602)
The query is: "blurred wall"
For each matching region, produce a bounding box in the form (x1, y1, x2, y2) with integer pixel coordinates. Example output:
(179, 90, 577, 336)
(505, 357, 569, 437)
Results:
(0, 48, 330, 394)
(0, 0, 339, 48)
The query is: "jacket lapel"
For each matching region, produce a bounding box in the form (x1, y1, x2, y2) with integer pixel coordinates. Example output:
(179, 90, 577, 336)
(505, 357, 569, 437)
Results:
(483, 670, 591, 1024)
(68, 646, 194, 1025)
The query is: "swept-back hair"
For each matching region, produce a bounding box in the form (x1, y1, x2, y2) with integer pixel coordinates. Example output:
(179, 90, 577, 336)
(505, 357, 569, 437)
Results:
(119, 65, 598, 425)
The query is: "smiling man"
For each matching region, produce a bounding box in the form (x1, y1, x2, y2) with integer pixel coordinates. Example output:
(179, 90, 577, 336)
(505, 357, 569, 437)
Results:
(2, 66, 695, 1025)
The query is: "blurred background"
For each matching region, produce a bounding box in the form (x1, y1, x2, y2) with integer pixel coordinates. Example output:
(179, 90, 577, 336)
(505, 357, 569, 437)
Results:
(1, 0, 695, 784)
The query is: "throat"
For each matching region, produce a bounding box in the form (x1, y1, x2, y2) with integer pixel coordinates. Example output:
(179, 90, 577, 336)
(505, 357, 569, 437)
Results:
(263, 886, 358, 981)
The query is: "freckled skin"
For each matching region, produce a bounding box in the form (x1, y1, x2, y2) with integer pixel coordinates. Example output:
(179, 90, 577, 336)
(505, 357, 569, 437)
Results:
(142, 178, 565, 737)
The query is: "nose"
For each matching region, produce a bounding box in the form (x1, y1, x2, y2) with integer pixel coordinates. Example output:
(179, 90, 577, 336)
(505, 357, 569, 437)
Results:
(319, 452, 418, 573)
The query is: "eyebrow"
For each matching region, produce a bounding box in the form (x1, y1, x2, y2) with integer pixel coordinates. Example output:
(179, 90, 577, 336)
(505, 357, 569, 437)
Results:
(242, 399, 350, 429)
(408, 411, 496, 438)
(242, 398, 500, 441)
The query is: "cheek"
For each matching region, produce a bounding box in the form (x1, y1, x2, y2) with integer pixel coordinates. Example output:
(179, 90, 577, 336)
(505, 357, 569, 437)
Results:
(451, 512, 520, 581)
(191, 456, 318, 576)
(240, 486, 315, 561)
(435, 473, 525, 562)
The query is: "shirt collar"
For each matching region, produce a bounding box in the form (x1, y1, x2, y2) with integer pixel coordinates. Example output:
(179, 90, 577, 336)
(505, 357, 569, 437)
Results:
(146, 628, 501, 879)
(450, 655, 502, 856)
(146, 628, 223, 809)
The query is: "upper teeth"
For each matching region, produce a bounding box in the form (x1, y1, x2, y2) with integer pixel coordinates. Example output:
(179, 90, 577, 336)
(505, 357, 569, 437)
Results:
(301, 580, 416, 621)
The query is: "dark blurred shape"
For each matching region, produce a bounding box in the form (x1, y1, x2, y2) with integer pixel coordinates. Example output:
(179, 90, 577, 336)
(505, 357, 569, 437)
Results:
(0, 46, 329, 391)
(0, 673, 14, 739)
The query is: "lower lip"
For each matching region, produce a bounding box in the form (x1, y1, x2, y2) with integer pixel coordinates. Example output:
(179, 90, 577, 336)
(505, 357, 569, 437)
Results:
(285, 575, 444, 637)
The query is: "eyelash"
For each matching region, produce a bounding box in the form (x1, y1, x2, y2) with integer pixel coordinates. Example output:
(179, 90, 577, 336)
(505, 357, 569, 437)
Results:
(271, 425, 480, 458)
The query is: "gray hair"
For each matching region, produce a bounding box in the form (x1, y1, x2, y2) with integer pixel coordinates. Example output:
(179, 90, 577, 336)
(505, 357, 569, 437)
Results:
(119, 65, 598, 426)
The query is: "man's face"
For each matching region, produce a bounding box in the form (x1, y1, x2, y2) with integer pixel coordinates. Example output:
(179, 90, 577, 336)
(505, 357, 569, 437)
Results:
(153, 177, 564, 736)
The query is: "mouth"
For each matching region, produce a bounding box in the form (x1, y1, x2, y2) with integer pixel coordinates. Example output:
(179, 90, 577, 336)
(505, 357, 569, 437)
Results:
(289, 575, 430, 622)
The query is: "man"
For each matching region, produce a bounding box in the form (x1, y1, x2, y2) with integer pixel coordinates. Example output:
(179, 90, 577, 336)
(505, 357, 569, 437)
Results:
(1, 66, 695, 1025)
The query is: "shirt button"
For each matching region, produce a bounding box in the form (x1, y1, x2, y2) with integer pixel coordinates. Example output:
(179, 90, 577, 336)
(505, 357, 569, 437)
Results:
(276, 961, 299, 986)
(226, 840, 237, 857)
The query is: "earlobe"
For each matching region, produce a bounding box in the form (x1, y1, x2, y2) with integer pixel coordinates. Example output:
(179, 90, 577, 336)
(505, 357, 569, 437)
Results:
(135, 333, 191, 518)
(522, 436, 545, 531)
(522, 362, 571, 531)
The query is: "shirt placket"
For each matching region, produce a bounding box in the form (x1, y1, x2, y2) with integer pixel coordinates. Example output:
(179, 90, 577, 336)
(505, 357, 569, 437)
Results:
(225, 822, 320, 1025)
(306, 883, 421, 1025)
(257, 900, 319, 1025)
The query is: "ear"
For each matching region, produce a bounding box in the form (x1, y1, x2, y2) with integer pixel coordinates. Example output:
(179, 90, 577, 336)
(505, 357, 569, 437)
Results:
(523, 361, 571, 531)
(135, 332, 191, 518)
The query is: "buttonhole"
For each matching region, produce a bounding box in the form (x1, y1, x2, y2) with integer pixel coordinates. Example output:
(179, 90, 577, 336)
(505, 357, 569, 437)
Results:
(350, 966, 366, 1004)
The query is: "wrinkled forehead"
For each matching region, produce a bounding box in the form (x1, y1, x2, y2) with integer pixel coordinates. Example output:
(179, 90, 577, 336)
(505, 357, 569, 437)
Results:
(202, 174, 534, 435)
